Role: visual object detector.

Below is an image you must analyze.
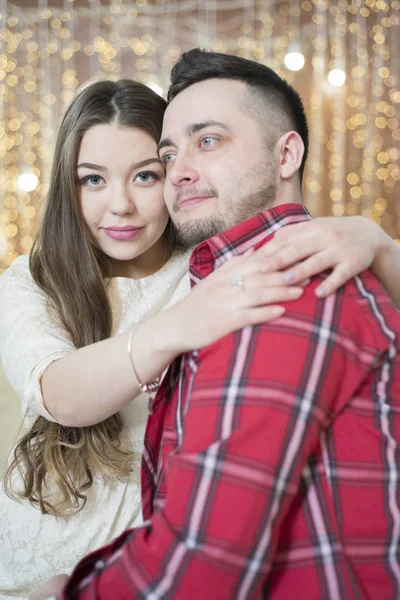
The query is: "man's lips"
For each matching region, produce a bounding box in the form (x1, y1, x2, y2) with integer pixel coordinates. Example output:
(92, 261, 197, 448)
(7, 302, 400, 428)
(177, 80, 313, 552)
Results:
(103, 226, 144, 240)
(179, 196, 213, 209)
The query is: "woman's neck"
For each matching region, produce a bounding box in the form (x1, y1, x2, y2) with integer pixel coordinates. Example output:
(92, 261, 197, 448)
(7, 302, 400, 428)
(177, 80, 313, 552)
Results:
(110, 236, 171, 279)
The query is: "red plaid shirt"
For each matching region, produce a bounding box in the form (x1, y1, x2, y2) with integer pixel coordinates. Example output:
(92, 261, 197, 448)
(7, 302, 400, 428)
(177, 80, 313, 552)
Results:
(61, 203, 400, 599)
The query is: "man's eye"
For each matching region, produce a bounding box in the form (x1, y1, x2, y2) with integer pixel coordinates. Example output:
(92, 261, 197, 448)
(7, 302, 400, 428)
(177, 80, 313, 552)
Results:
(162, 152, 176, 165)
(80, 174, 104, 186)
(200, 137, 217, 148)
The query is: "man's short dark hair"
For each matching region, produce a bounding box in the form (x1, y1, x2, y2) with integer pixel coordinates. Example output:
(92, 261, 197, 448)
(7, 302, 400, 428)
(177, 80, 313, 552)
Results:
(168, 48, 309, 182)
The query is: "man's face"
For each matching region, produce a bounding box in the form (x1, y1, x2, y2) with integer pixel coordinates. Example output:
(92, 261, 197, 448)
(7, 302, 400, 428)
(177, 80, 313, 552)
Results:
(159, 78, 278, 247)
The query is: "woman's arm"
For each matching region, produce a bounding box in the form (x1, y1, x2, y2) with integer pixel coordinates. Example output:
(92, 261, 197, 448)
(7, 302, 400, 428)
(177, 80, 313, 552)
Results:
(40, 251, 303, 426)
(260, 215, 400, 308)
(2, 253, 298, 429)
(9, 214, 397, 429)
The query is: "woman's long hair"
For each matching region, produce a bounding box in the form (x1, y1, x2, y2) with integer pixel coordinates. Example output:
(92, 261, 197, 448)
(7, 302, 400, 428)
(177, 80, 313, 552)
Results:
(4, 79, 169, 516)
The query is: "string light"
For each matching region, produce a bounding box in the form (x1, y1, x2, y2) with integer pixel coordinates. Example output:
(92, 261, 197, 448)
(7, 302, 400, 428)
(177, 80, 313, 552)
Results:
(0, 0, 398, 273)
(284, 52, 305, 72)
(17, 174, 39, 192)
(328, 68, 346, 87)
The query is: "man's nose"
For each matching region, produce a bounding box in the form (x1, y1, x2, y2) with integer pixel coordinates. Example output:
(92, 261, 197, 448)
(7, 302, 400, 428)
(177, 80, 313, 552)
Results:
(167, 152, 200, 187)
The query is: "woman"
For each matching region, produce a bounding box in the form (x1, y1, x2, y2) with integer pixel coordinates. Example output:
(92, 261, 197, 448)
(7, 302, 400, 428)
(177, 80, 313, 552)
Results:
(0, 79, 308, 599)
(0, 79, 398, 599)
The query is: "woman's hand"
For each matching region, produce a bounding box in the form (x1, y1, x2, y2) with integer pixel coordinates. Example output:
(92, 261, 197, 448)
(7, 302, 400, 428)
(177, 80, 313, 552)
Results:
(259, 216, 388, 298)
(165, 248, 305, 353)
(29, 574, 69, 600)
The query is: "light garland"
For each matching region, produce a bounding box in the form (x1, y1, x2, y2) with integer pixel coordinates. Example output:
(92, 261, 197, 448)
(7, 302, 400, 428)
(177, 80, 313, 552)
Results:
(0, 0, 399, 272)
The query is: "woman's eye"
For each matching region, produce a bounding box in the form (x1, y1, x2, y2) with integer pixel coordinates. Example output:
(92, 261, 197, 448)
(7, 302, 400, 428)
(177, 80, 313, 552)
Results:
(80, 174, 104, 187)
(200, 136, 217, 148)
(135, 171, 159, 183)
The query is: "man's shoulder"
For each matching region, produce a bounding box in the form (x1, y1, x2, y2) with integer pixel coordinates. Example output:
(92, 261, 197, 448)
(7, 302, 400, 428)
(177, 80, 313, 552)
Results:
(233, 269, 396, 347)
(254, 269, 400, 353)
(194, 270, 399, 368)
(339, 268, 399, 322)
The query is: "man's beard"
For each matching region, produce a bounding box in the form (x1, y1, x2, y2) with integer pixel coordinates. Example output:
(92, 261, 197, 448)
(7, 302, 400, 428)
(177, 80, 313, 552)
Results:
(173, 176, 277, 249)
(174, 213, 227, 249)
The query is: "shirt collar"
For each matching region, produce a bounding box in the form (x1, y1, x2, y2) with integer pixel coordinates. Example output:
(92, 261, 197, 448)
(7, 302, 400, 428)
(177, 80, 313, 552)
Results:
(189, 202, 311, 283)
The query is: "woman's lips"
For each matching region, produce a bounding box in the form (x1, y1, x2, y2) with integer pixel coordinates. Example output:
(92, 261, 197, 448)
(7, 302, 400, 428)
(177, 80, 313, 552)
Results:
(103, 226, 144, 240)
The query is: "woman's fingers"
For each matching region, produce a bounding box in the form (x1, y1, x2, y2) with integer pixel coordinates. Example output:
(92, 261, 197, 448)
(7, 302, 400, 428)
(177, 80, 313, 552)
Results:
(279, 250, 370, 297)
(231, 267, 310, 292)
(223, 304, 286, 336)
(314, 264, 356, 298)
(245, 305, 286, 324)
(29, 574, 69, 600)
(261, 235, 334, 274)
(244, 271, 290, 288)
(237, 285, 304, 310)
(257, 221, 347, 274)
(279, 251, 335, 284)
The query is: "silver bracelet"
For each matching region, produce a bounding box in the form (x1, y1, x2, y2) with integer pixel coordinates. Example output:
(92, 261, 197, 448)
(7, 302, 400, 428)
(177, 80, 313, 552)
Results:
(127, 329, 161, 394)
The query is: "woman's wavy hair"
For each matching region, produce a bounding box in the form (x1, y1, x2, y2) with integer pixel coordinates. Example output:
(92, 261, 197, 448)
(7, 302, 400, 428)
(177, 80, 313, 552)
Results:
(4, 79, 170, 516)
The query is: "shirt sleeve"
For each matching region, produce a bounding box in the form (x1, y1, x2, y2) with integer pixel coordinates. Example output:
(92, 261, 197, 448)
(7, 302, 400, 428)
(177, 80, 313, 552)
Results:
(0, 255, 75, 422)
(60, 282, 377, 599)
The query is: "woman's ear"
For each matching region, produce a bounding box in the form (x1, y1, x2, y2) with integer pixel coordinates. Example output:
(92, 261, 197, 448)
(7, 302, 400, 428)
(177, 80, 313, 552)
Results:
(276, 131, 304, 180)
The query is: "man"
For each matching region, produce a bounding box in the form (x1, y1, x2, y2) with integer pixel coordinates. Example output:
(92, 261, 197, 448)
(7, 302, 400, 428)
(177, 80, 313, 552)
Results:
(38, 50, 400, 599)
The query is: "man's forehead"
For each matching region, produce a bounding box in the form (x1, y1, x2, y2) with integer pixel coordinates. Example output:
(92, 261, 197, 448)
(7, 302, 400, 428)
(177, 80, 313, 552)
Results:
(162, 79, 247, 135)
(167, 78, 245, 110)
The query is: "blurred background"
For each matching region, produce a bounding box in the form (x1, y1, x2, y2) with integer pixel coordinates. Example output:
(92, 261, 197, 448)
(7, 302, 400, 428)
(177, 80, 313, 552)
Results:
(0, 0, 399, 469)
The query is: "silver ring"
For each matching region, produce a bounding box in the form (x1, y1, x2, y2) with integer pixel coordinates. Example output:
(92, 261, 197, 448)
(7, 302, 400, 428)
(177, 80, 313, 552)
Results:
(231, 274, 244, 289)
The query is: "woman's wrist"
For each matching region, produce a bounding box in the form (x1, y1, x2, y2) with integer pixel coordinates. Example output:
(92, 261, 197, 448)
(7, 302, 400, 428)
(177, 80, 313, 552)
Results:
(127, 328, 161, 393)
(128, 307, 185, 386)
(155, 303, 188, 355)
(370, 226, 395, 276)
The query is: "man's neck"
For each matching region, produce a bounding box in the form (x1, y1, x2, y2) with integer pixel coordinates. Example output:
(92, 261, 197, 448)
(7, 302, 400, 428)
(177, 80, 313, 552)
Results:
(189, 203, 310, 277)
(272, 182, 302, 208)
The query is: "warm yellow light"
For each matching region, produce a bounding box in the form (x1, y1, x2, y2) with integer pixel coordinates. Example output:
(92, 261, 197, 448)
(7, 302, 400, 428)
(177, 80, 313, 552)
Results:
(17, 174, 38, 192)
(0, 0, 397, 270)
(284, 52, 305, 72)
(145, 82, 165, 98)
(328, 68, 346, 87)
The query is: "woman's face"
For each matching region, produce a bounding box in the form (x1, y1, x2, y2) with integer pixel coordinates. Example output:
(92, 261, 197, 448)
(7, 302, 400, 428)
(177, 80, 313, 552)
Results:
(77, 123, 169, 278)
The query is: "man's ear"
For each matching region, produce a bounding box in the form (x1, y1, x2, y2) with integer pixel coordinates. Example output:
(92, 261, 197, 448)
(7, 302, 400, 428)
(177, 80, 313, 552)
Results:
(276, 131, 304, 180)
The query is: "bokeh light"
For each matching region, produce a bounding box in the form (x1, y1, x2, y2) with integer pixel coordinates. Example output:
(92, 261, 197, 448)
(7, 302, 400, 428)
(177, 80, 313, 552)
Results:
(17, 174, 39, 192)
(0, 0, 398, 273)
(284, 52, 305, 72)
(328, 69, 346, 88)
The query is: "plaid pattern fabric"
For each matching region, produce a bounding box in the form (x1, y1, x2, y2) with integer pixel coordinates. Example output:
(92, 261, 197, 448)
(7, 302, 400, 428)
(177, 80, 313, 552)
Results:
(61, 203, 400, 599)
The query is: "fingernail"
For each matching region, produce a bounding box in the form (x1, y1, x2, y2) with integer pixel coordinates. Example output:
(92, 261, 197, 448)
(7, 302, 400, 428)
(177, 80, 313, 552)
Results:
(271, 306, 286, 317)
(315, 286, 326, 297)
(301, 278, 311, 286)
(283, 271, 296, 282)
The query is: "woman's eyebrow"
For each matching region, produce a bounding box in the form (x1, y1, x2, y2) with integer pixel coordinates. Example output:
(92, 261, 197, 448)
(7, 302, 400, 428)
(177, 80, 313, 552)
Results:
(77, 158, 162, 171)
(77, 162, 106, 171)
